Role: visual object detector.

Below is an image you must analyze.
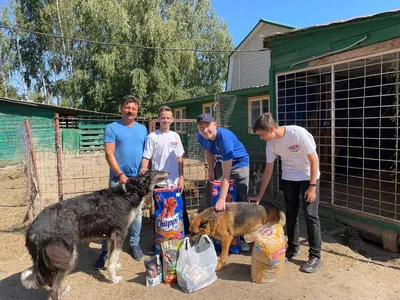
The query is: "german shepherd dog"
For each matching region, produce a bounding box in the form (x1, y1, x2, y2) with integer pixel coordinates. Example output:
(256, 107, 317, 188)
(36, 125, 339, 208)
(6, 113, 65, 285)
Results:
(190, 202, 286, 271)
(21, 170, 169, 300)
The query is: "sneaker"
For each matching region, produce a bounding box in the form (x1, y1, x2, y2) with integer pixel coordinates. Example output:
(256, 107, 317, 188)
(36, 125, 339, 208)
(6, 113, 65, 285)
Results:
(302, 257, 323, 273)
(93, 252, 108, 270)
(240, 241, 250, 252)
(130, 245, 144, 261)
(149, 245, 155, 255)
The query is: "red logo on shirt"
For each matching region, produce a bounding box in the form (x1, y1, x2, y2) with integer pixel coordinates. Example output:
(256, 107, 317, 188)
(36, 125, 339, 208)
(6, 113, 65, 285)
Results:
(287, 144, 300, 152)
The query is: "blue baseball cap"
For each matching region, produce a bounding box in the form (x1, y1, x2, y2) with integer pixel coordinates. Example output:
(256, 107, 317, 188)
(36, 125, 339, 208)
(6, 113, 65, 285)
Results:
(196, 113, 214, 123)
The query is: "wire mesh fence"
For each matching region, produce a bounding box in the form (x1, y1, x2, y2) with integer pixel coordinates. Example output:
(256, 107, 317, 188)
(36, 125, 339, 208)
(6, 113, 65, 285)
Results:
(276, 49, 400, 221)
(2, 107, 270, 224)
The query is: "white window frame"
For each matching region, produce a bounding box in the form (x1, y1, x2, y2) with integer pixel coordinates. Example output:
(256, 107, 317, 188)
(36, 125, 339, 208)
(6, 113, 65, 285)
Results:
(173, 107, 187, 133)
(202, 102, 215, 118)
(248, 94, 269, 134)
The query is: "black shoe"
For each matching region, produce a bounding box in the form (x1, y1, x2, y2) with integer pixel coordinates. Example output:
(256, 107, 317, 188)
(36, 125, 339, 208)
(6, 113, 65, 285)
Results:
(302, 257, 323, 273)
(285, 250, 299, 262)
(93, 252, 108, 270)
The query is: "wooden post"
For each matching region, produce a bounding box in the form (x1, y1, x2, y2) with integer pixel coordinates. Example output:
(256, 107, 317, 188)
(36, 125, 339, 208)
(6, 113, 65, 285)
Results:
(382, 230, 399, 253)
(24, 119, 40, 193)
(54, 113, 63, 201)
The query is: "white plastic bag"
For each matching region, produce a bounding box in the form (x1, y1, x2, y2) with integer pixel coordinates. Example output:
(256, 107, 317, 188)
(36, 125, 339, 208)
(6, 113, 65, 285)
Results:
(176, 235, 218, 293)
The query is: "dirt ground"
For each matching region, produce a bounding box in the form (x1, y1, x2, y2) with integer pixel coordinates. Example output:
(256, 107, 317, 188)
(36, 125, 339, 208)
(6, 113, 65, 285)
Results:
(1, 202, 399, 300)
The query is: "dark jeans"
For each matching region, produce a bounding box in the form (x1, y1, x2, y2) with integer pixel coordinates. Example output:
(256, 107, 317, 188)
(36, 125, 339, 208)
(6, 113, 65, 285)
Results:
(153, 189, 190, 235)
(282, 180, 322, 259)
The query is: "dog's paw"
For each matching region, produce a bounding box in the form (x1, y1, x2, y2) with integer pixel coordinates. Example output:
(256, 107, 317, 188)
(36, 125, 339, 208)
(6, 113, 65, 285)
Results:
(111, 276, 123, 283)
(215, 263, 223, 272)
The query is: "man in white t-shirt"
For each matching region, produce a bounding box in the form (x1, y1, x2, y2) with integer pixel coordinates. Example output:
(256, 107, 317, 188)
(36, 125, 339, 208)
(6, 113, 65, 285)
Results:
(141, 106, 190, 253)
(249, 113, 322, 273)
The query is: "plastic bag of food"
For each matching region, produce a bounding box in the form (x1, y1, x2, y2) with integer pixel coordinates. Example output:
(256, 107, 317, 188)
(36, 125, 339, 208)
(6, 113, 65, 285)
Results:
(244, 222, 287, 283)
(176, 235, 218, 293)
(154, 187, 185, 255)
(211, 180, 240, 254)
(144, 254, 162, 287)
(160, 238, 184, 284)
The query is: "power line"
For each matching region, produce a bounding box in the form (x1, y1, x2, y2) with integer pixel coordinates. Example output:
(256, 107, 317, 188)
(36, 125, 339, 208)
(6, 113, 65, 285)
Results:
(0, 24, 268, 53)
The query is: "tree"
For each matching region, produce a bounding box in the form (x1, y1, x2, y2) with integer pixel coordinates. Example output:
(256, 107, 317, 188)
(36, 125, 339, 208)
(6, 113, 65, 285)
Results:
(4, 0, 233, 113)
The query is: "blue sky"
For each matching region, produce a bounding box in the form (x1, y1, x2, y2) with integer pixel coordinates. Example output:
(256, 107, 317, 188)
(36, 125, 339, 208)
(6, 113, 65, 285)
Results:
(211, 0, 400, 46)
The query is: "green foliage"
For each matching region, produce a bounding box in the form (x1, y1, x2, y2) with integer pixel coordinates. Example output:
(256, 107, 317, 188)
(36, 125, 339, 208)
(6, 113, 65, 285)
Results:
(1, 0, 233, 113)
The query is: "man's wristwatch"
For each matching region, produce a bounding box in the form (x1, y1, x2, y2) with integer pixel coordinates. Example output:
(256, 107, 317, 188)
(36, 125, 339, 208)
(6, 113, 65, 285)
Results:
(309, 183, 317, 187)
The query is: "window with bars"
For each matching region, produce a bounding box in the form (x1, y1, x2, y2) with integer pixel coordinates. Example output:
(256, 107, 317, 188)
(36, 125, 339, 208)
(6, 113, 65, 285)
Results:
(276, 50, 400, 221)
(248, 95, 269, 133)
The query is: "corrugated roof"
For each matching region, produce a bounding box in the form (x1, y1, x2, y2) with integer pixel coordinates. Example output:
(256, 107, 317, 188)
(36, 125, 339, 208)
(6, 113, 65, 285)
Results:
(0, 97, 120, 116)
(264, 9, 400, 46)
(158, 84, 269, 108)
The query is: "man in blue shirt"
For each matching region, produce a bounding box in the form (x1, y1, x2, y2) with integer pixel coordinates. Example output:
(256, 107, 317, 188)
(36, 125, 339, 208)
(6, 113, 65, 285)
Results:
(94, 95, 148, 270)
(197, 113, 250, 251)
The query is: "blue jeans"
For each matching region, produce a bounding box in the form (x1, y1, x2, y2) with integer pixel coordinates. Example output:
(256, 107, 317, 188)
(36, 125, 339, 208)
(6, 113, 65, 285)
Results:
(101, 178, 142, 253)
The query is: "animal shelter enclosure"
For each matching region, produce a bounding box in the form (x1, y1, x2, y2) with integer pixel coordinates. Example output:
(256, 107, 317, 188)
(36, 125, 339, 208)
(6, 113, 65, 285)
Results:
(276, 49, 400, 222)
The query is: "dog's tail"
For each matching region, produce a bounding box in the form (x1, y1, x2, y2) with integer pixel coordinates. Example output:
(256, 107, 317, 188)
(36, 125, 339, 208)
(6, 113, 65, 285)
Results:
(278, 211, 286, 227)
(21, 241, 73, 289)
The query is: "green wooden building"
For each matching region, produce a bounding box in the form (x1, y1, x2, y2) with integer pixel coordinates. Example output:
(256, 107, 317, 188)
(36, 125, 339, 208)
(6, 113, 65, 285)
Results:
(0, 97, 120, 165)
(263, 10, 400, 249)
(162, 85, 269, 158)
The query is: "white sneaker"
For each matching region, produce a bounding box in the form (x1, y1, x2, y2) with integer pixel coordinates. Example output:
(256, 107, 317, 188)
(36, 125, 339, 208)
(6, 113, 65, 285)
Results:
(240, 241, 250, 252)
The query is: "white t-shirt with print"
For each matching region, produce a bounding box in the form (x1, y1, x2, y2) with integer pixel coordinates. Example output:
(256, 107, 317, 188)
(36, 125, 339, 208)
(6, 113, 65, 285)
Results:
(266, 125, 320, 181)
(143, 130, 185, 186)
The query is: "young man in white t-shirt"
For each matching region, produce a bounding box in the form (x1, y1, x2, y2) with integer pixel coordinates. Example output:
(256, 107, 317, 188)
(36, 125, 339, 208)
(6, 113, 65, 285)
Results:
(140, 106, 189, 253)
(249, 113, 322, 273)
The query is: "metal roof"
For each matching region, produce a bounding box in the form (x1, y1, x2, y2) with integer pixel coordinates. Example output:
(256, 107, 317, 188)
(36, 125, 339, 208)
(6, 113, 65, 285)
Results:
(158, 84, 269, 108)
(0, 97, 120, 116)
(263, 9, 400, 46)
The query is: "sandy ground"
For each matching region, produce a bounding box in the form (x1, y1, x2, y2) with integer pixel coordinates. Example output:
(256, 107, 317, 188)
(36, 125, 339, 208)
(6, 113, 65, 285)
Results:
(0, 203, 399, 300)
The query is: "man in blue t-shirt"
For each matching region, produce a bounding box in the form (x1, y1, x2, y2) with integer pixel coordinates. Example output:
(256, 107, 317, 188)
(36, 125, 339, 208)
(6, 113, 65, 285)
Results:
(93, 95, 148, 270)
(197, 113, 250, 251)
(197, 113, 250, 207)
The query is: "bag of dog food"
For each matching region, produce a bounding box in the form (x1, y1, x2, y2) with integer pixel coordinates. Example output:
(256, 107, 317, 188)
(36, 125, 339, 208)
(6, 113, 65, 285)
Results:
(144, 254, 162, 287)
(154, 187, 185, 255)
(244, 222, 287, 283)
(176, 235, 218, 293)
(211, 180, 240, 254)
(161, 238, 184, 284)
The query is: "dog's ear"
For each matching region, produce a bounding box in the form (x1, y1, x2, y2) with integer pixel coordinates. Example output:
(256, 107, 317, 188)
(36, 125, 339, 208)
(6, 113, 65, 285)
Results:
(190, 216, 202, 233)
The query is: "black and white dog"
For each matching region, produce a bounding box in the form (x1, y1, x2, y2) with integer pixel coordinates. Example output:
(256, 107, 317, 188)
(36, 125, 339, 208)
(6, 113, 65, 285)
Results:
(21, 170, 169, 300)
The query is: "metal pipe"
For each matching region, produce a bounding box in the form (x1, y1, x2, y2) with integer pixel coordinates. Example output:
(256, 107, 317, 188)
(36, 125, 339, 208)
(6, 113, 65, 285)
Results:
(291, 36, 368, 69)
(54, 113, 63, 201)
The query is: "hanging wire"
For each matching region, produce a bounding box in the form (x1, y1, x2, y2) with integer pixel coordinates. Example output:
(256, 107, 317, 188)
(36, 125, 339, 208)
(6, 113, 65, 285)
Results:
(0, 24, 268, 53)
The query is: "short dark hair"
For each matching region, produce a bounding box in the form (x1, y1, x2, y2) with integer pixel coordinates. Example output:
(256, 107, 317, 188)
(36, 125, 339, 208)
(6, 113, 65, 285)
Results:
(252, 112, 278, 132)
(120, 95, 140, 108)
(158, 106, 172, 117)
